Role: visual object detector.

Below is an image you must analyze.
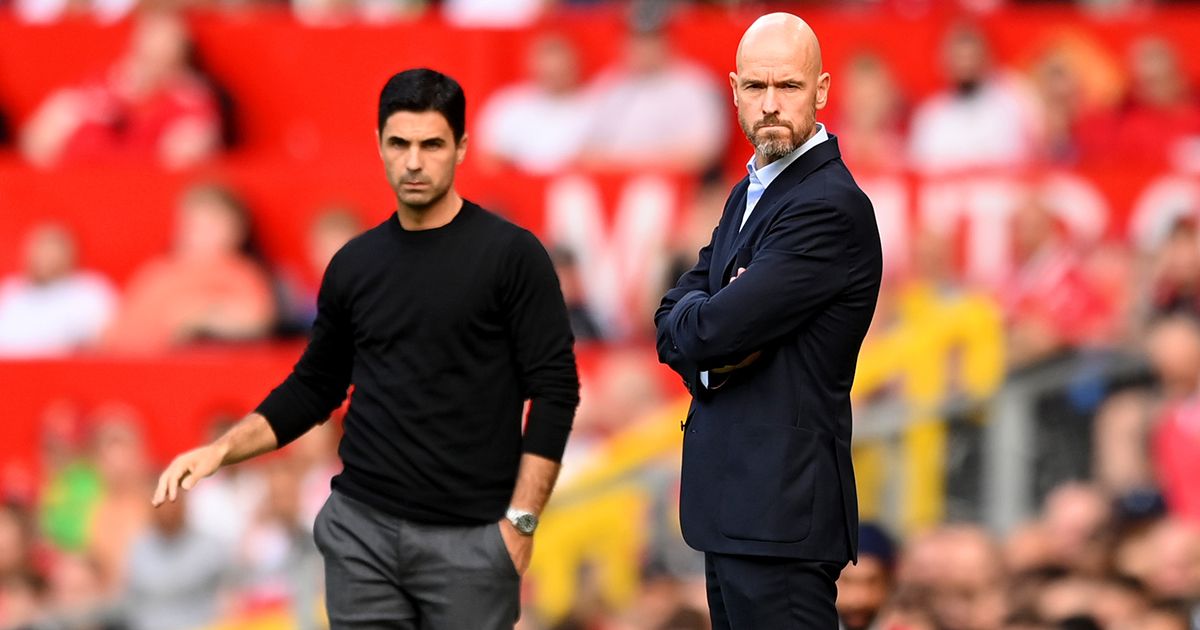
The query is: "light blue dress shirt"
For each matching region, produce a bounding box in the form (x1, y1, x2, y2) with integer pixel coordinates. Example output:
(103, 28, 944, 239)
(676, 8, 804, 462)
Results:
(741, 122, 829, 231)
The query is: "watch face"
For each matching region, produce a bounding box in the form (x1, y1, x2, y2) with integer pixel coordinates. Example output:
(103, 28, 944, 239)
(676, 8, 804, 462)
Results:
(515, 513, 537, 534)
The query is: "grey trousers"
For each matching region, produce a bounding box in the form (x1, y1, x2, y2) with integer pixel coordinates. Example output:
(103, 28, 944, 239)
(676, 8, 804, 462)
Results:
(313, 490, 521, 629)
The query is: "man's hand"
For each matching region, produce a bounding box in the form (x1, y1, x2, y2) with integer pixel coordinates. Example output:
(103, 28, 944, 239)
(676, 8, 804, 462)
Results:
(152, 443, 228, 507)
(711, 267, 761, 374)
(498, 520, 533, 575)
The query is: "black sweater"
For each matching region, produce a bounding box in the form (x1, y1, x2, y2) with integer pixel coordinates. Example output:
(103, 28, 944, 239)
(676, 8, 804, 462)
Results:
(256, 201, 580, 524)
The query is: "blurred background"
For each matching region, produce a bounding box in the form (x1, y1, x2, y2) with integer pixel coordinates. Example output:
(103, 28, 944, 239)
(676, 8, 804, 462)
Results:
(2, 0, 1200, 628)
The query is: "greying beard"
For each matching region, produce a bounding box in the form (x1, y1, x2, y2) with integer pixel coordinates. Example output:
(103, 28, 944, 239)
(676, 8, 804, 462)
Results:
(740, 113, 801, 165)
(753, 135, 798, 164)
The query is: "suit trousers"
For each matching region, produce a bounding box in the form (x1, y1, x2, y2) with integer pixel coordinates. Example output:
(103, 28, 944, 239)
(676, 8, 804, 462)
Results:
(313, 490, 520, 629)
(705, 551, 844, 629)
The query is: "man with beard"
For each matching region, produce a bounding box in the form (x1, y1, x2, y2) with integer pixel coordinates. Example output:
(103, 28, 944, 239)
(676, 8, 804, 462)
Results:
(153, 68, 580, 629)
(655, 13, 882, 629)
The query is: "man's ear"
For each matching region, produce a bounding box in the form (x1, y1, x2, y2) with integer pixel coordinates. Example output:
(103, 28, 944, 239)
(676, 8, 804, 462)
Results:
(456, 133, 469, 165)
(728, 71, 740, 107)
(815, 72, 831, 111)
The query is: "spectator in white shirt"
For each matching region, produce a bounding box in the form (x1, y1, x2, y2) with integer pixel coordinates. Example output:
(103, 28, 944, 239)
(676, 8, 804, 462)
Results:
(580, 18, 727, 174)
(908, 23, 1043, 175)
(477, 34, 597, 175)
(0, 223, 116, 357)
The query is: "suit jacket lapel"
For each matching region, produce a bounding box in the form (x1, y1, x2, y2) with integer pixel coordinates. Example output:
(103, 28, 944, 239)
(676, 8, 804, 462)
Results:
(718, 136, 843, 280)
(711, 178, 749, 293)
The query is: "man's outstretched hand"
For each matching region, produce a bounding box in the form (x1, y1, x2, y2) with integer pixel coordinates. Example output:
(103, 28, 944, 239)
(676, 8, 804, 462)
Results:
(152, 444, 227, 507)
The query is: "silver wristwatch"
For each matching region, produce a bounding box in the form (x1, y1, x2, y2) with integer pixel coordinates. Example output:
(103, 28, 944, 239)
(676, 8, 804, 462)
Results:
(505, 507, 538, 536)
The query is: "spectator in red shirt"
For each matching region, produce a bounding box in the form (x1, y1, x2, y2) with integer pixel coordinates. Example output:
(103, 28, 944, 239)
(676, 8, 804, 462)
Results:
(1079, 37, 1200, 170)
(1003, 197, 1113, 367)
(101, 183, 276, 353)
(19, 12, 221, 170)
(834, 53, 907, 174)
(1148, 218, 1200, 321)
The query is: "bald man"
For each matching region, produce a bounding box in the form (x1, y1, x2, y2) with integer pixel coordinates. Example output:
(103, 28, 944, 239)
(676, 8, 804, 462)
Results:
(655, 13, 882, 628)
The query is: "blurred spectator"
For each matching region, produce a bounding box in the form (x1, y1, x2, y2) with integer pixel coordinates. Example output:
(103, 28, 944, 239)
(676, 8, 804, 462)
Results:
(1154, 388, 1200, 523)
(1137, 604, 1192, 630)
(563, 348, 664, 481)
(1032, 49, 1086, 165)
(1002, 197, 1111, 367)
(1148, 218, 1200, 322)
(101, 183, 276, 353)
(0, 503, 36, 584)
(14, 0, 133, 24)
(1136, 518, 1200, 602)
(20, 12, 222, 170)
(1081, 37, 1200, 170)
(0, 223, 116, 357)
(908, 23, 1042, 174)
(441, 0, 543, 28)
(477, 35, 597, 175)
(289, 417, 340, 527)
(1004, 524, 1055, 576)
(551, 247, 604, 342)
(293, 0, 424, 27)
(124, 486, 229, 630)
(0, 571, 45, 629)
(84, 410, 150, 594)
(43, 553, 126, 630)
(41, 552, 124, 624)
(1091, 575, 1150, 630)
(305, 208, 362, 281)
(234, 459, 322, 629)
(922, 526, 1007, 630)
(1038, 483, 1112, 576)
(1026, 35, 1126, 168)
(580, 16, 726, 174)
(277, 206, 364, 335)
(837, 522, 896, 630)
(185, 416, 266, 549)
(873, 589, 938, 630)
(609, 571, 706, 630)
(835, 53, 907, 173)
(895, 528, 947, 594)
(1034, 574, 1101, 625)
(37, 403, 103, 554)
(1094, 315, 1200, 495)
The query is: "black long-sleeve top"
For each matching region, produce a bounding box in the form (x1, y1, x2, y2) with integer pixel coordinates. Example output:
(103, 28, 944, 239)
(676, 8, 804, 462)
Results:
(256, 201, 580, 525)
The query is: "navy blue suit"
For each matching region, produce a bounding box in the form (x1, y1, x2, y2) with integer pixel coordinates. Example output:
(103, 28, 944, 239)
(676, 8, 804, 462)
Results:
(655, 136, 881, 628)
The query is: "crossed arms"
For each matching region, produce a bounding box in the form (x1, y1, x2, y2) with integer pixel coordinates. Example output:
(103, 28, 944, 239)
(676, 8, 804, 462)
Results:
(655, 199, 853, 385)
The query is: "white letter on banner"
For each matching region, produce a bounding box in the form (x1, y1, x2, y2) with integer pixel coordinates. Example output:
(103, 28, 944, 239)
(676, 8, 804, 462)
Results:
(544, 174, 675, 338)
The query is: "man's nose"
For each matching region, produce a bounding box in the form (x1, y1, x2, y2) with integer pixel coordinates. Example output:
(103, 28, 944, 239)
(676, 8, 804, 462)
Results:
(405, 147, 422, 171)
(762, 86, 780, 115)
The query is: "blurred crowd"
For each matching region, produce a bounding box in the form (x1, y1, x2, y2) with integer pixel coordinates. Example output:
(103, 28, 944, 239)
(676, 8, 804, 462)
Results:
(3, 1, 1200, 630)
(0, 406, 338, 630)
(1, 0, 1199, 174)
(834, 486, 1200, 630)
(3, 0, 1198, 28)
(0, 182, 363, 356)
(2, 3, 1200, 349)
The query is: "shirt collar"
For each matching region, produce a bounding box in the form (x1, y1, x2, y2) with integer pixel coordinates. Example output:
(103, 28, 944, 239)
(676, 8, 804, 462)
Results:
(746, 123, 828, 188)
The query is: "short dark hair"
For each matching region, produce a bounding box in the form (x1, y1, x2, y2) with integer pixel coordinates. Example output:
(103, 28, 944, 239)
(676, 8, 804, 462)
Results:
(377, 68, 466, 142)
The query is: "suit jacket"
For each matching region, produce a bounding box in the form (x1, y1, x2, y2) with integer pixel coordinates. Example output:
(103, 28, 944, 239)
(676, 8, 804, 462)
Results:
(655, 136, 881, 563)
